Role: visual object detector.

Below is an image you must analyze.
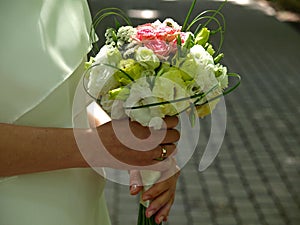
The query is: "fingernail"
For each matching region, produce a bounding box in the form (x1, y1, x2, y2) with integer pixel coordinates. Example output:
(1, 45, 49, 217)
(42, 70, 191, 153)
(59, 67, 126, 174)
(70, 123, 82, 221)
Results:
(130, 184, 137, 194)
(147, 210, 155, 218)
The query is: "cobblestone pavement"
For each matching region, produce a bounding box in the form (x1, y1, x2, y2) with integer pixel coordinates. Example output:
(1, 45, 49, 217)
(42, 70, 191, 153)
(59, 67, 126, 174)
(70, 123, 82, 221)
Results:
(88, 0, 300, 224)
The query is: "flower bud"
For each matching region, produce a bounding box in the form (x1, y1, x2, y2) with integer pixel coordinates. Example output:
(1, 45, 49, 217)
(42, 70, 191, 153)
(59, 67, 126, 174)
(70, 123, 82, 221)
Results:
(195, 27, 210, 46)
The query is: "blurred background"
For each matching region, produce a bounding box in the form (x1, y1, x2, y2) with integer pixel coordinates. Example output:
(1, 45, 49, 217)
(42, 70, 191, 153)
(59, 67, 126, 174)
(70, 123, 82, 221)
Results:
(87, 0, 300, 224)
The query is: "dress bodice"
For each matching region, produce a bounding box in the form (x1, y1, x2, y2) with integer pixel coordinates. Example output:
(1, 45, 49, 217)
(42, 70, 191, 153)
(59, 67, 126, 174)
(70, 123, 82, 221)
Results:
(0, 1, 110, 224)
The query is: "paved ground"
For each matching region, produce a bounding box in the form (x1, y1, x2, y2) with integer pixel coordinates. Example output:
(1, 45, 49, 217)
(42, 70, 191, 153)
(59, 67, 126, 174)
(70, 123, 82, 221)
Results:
(88, 0, 300, 224)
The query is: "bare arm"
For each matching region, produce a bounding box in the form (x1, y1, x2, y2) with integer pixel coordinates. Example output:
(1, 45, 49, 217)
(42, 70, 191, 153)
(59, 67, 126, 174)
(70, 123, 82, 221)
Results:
(0, 123, 88, 176)
(0, 117, 179, 177)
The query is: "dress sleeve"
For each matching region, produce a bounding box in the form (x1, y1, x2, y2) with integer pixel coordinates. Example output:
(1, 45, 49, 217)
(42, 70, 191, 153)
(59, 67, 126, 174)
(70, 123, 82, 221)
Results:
(0, 0, 93, 123)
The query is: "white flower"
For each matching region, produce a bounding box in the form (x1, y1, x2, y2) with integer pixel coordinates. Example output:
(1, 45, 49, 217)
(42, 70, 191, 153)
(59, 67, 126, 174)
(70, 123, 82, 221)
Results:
(214, 63, 228, 89)
(124, 78, 153, 126)
(188, 45, 219, 93)
(152, 75, 189, 116)
(135, 46, 160, 70)
(152, 19, 162, 28)
(180, 56, 198, 79)
(117, 26, 136, 47)
(125, 78, 152, 107)
(124, 77, 165, 129)
(117, 26, 136, 43)
(190, 45, 214, 66)
(110, 99, 127, 119)
(100, 94, 127, 120)
(162, 18, 181, 30)
(88, 46, 121, 98)
(148, 117, 164, 130)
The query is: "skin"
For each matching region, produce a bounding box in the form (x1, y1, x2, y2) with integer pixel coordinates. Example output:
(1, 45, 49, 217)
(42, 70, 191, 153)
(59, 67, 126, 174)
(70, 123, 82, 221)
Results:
(0, 116, 179, 176)
(90, 110, 182, 222)
(130, 168, 180, 224)
(0, 115, 180, 222)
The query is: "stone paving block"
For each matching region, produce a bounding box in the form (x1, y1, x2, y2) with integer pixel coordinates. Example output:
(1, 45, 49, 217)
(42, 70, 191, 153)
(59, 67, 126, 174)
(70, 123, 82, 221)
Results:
(164, 214, 190, 225)
(88, 1, 300, 224)
(264, 216, 286, 225)
(216, 216, 238, 225)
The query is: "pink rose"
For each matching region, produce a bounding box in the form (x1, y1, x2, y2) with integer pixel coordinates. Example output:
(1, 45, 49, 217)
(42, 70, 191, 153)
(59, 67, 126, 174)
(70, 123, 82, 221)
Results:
(136, 24, 156, 41)
(179, 32, 190, 43)
(156, 26, 179, 42)
(135, 22, 182, 43)
(144, 40, 177, 60)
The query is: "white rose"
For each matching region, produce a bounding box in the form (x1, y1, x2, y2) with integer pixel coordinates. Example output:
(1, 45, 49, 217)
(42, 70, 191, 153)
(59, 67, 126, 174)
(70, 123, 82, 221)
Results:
(88, 46, 121, 98)
(124, 78, 154, 126)
(190, 45, 214, 66)
(135, 46, 160, 70)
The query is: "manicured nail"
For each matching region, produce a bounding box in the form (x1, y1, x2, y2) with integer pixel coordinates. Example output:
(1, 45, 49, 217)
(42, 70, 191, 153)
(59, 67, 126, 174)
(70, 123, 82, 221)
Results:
(130, 184, 137, 194)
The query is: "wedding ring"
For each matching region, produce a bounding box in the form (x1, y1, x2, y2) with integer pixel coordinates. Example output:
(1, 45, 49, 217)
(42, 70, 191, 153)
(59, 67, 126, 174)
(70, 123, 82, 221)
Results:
(155, 146, 168, 161)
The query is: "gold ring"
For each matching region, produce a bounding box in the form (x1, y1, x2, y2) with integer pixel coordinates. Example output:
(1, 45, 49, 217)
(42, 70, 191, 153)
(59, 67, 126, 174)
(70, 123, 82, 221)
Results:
(155, 146, 168, 161)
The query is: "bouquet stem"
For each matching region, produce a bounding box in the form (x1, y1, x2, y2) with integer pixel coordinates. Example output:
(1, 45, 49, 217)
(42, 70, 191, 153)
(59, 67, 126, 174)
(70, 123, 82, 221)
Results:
(137, 170, 162, 225)
(137, 203, 162, 225)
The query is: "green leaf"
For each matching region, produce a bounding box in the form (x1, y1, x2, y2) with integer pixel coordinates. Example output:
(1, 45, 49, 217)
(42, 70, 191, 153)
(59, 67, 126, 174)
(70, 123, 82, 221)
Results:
(114, 18, 121, 30)
(182, 0, 197, 32)
(189, 104, 196, 127)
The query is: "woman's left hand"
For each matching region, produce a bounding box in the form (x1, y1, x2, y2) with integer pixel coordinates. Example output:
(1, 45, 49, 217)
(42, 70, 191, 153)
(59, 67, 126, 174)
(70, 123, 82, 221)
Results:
(129, 168, 180, 224)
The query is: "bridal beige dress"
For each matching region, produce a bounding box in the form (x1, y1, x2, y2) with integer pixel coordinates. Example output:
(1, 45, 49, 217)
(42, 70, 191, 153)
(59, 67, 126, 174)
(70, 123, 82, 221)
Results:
(0, 1, 111, 224)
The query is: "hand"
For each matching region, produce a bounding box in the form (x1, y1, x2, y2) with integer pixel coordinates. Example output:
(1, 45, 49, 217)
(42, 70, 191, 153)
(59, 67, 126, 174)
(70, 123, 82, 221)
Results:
(96, 116, 180, 168)
(129, 166, 180, 224)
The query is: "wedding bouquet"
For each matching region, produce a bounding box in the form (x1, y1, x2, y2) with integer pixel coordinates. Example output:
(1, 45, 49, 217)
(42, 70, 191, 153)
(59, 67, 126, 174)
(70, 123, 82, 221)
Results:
(84, 0, 240, 224)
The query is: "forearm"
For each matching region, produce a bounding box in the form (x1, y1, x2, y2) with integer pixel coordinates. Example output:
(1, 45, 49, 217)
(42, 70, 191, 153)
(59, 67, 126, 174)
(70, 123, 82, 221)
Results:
(0, 123, 88, 177)
(0, 116, 180, 176)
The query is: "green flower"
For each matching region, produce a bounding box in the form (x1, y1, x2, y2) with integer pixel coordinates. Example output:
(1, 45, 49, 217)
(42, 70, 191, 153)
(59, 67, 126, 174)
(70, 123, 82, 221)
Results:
(156, 63, 171, 76)
(109, 87, 130, 100)
(180, 57, 198, 80)
(160, 67, 187, 88)
(152, 67, 190, 115)
(114, 59, 145, 85)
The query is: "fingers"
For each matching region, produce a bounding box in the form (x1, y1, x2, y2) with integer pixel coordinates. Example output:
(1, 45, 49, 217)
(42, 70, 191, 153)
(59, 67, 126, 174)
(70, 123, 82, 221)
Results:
(159, 129, 180, 144)
(141, 170, 180, 222)
(135, 156, 176, 172)
(145, 191, 174, 220)
(154, 198, 174, 224)
(142, 170, 180, 202)
(97, 116, 180, 169)
(157, 164, 180, 183)
(152, 144, 177, 161)
(162, 116, 179, 129)
(129, 170, 143, 195)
